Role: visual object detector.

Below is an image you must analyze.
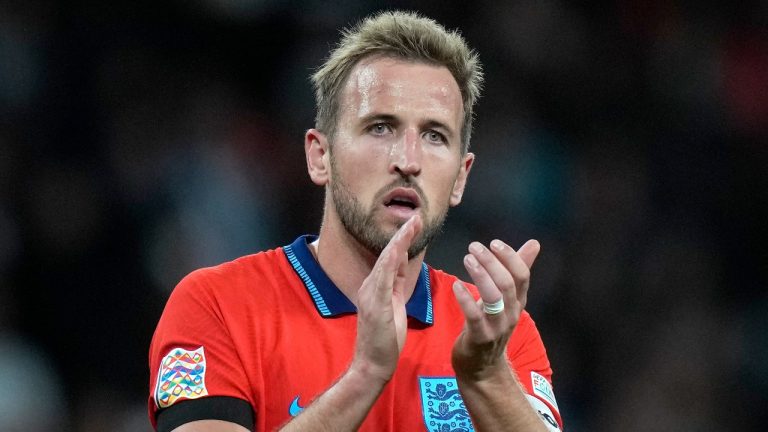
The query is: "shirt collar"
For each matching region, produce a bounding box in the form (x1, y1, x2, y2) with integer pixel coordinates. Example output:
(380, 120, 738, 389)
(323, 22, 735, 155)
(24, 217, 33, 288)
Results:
(283, 235, 434, 325)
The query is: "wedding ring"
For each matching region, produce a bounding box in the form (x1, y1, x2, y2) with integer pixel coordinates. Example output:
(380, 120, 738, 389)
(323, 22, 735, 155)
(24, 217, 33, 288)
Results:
(482, 298, 505, 315)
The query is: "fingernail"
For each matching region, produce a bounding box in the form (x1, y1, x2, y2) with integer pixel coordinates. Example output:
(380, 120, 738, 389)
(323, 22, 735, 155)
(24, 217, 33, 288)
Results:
(490, 240, 504, 251)
(464, 254, 479, 268)
(468, 242, 483, 254)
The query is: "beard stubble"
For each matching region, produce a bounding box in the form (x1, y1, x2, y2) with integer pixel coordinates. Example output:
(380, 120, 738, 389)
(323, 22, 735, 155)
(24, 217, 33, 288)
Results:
(329, 152, 450, 259)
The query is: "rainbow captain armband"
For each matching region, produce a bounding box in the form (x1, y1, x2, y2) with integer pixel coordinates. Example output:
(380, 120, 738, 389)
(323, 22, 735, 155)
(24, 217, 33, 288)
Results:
(154, 346, 209, 408)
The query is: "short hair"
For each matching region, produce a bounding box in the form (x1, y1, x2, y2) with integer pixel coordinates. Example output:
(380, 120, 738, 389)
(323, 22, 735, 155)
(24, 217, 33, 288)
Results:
(311, 10, 484, 153)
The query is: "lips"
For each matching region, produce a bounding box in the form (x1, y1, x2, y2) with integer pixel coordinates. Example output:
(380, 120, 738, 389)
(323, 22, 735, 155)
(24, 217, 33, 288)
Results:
(382, 187, 422, 210)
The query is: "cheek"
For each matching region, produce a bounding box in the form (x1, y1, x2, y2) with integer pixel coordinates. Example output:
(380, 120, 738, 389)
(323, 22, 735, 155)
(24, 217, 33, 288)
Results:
(332, 152, 381, 194)
(346, 146, 391, 180)
(427, 170, 461, 205)
(431, 161, 463, 201)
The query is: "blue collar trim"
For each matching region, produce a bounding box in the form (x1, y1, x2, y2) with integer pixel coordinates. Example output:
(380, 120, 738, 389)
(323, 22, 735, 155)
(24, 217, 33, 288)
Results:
(283, 235, 434, 325)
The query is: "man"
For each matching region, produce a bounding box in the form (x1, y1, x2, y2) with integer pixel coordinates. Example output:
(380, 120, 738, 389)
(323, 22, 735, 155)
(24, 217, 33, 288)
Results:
(148, 10, 563, 432)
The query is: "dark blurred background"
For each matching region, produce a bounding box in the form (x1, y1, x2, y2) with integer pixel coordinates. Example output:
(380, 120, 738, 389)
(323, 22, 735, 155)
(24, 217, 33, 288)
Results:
(1, 0, 767, 430)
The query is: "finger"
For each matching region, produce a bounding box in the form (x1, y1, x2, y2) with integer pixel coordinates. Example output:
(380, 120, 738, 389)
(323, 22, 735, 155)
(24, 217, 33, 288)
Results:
(467, 242, 515, 299)
(463, 252, 504, 305)
(451, 280, 485, 329)
(375, 215, 421, 271)
(465, 254, 519, 322)
(369, 215, 423, 299)
(464, 254, 514, 313)
(489, 239, 538, 305)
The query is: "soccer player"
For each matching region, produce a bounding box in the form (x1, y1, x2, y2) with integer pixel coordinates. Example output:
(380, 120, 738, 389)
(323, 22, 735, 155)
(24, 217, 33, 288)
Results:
(149, 10, 563, 432)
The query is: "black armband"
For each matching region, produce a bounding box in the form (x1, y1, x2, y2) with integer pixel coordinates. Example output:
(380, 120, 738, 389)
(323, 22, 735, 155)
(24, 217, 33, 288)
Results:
(156, 396, 254, 432)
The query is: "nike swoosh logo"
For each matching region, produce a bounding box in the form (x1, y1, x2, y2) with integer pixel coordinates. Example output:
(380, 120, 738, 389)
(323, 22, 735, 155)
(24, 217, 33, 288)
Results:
(289, 396, 304, 417)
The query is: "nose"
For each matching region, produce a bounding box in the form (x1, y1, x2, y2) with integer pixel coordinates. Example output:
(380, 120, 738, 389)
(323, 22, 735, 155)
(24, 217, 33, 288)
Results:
(389, 127, 422, 177)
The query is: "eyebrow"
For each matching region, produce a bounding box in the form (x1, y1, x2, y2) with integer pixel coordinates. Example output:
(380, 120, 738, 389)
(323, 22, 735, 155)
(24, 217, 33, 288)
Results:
(358, 113, 399, 127)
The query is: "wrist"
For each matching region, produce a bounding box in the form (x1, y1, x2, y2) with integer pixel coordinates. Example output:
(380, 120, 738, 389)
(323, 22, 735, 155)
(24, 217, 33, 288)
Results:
(349, 357, 394, 388)
(453, 355, 513, 384)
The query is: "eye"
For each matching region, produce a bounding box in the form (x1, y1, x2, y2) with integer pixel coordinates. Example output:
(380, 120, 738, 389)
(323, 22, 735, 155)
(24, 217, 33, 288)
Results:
(424, 130, 446, 145)
(368, 123, 392, 136)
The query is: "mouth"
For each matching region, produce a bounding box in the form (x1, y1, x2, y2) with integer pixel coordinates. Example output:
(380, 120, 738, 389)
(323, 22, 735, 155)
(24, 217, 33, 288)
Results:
(382, 187, 422, 213)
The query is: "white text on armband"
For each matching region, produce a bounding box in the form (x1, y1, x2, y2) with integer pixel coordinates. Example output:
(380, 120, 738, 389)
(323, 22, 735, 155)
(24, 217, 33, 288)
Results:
(524, 394, 561, 431)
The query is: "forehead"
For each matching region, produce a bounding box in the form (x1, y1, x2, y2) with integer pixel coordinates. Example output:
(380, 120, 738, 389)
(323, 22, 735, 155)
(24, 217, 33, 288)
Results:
(338, 56, 464, 128)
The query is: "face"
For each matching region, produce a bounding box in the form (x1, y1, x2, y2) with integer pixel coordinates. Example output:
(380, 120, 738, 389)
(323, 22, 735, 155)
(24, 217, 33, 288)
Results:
(316, 57, 474, 258)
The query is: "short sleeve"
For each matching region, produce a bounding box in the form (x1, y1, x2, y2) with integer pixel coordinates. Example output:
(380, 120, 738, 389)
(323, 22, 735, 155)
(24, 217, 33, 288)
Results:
(148, 269, 254, 431)
(508, 311, 563, 430)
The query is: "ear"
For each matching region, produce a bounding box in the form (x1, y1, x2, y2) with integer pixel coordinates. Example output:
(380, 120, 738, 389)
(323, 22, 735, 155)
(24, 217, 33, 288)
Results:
(305, 128, 330, 186)
(449, 152, 474, 206)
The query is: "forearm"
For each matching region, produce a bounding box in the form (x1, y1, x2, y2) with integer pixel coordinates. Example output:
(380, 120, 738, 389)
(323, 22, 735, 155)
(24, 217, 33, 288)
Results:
(280, 218, 421, 431)
(456, 362, 547, 432)
(279, 361, 387, 431)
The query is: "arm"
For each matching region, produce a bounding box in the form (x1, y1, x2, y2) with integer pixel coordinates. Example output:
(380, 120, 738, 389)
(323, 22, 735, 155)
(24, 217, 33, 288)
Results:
(171, 420, 249, 432)
(451, 239, 556, 431)
(149, 269, 256, 431)
(161, 348, 392, 432)
(279, 215, 423, 431)
(160, 216, 423, 432)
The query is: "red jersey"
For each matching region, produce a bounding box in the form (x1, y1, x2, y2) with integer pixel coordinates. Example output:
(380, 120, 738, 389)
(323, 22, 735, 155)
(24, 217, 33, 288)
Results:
(148, 235, 562, 431)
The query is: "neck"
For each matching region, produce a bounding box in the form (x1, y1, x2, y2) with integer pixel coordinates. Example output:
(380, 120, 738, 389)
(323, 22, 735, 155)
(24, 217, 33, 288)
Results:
(312, 208, 426, 307)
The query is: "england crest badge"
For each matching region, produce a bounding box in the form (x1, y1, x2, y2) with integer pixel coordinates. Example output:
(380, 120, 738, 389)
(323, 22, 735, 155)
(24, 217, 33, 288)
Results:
(419, 376, 475, 432)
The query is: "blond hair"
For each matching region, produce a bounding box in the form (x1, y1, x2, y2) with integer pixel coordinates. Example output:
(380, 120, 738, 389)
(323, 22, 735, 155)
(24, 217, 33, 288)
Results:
(311, 10, 484, 152)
